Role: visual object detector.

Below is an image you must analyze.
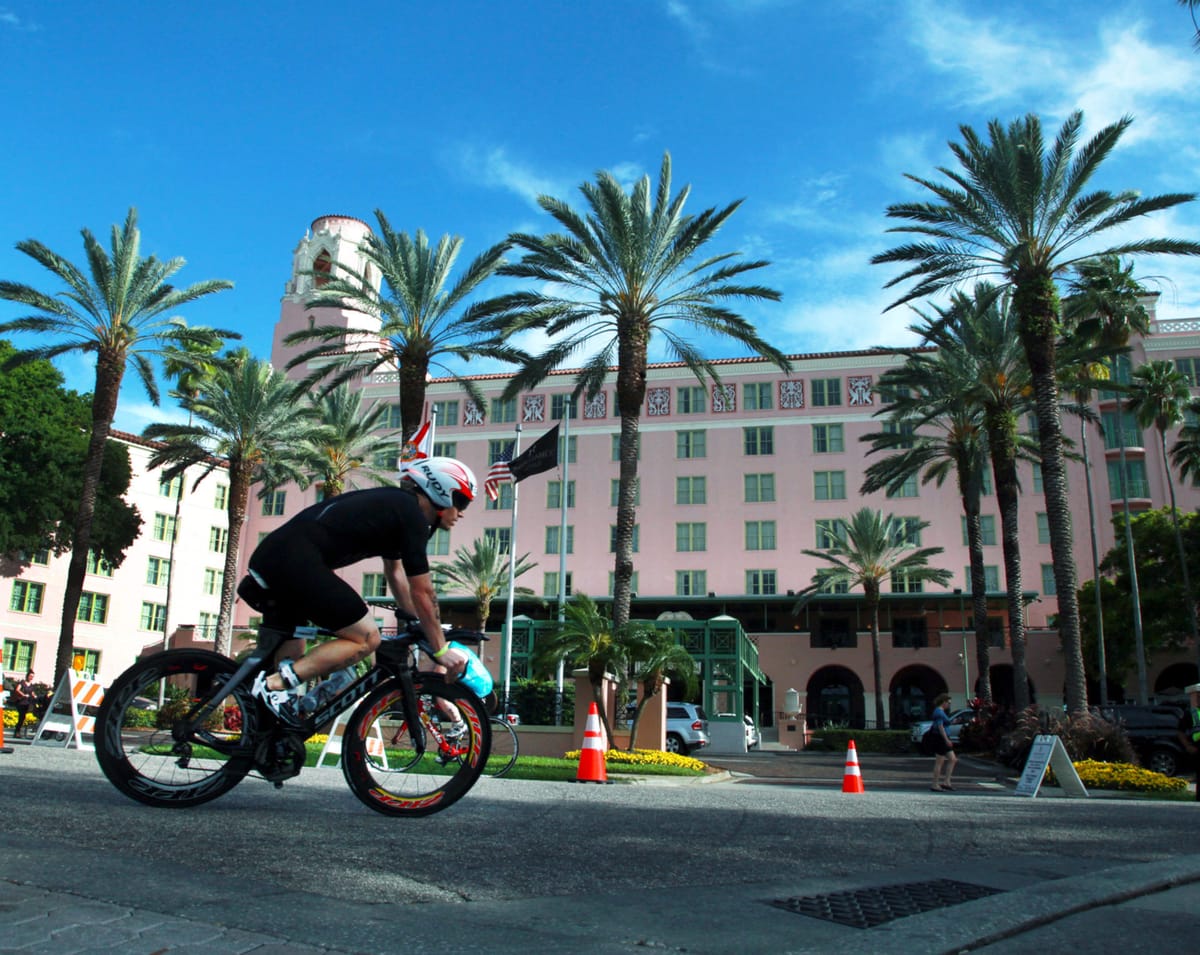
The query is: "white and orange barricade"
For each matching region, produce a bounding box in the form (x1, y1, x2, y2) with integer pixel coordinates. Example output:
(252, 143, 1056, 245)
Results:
(32, 669, 105, 751)
(316, 703, 388, 769)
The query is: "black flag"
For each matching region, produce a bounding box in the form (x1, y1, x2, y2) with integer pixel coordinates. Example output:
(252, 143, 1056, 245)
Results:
(508, 424, 560, 482)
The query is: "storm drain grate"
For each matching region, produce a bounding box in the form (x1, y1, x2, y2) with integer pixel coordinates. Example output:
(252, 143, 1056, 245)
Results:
(768, 878, 1004, 929)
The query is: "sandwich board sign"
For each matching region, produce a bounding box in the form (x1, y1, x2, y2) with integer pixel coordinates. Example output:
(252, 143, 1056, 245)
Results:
(1014, 734, 1089, 798)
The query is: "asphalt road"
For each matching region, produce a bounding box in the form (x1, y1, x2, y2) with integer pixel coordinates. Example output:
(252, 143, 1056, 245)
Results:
(1, 745, 1198, 954)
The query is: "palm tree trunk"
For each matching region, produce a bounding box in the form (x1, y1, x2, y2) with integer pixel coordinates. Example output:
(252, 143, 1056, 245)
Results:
(398, 357, 430, 444)
(215, 464, 251, 658)
(55, 359, 123, 687)
(960, 482, 992, 703)
(1080, 418, 1109, 705)
(866, 586, 885, 727)
(612, 329, 648, 630)
(987, 415, 1029, 713)
(1015, 295, 1086, 713)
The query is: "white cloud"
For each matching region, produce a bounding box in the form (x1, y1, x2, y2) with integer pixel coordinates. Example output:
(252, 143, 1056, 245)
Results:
(451, 145, 572, 212)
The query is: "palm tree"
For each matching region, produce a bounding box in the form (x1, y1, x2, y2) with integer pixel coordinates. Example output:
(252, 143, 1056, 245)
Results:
(0, 208, 234, 685)
(143, 352, 323, 656)
(431, 536, 538, 633)
(798, 508, 953, 727)
(1063, 254, 1156, 702)
(1126, 359, 1199, 655)
(1171, 397, 1200, 676)
(872, 111, 1200, 713)
(863, 341, 995, 703)
(284, 213, 517, 440)
(305, 384, 400, 496)
(478, 152, 790, 630)
(624, 628, 697, 753)
(533, 593, 643, 744)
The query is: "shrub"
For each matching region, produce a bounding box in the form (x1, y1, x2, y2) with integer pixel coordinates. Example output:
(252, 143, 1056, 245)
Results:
(806, 729, 912, 754)
(510, 679, 575, 725)
(999, 705, 1137, 767)
(1067, 759, 1187, 794)
(122, 707, 157, 729)
(958, 701, 1018, 753)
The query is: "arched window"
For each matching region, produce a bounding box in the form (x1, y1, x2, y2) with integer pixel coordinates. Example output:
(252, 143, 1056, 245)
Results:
(313, 250, 333, 288)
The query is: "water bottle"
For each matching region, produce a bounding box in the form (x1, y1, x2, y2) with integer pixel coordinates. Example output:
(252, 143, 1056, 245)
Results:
(445, 642, 493, 698)
(298, 666, 356, 715)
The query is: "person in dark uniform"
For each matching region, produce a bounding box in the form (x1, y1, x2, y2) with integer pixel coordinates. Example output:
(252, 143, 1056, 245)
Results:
(243, 457, 476, 723)
(1178, 682, 1200, 802)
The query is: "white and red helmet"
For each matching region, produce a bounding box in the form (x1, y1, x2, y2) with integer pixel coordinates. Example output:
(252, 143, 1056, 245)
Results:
(405, 457, 477, 510)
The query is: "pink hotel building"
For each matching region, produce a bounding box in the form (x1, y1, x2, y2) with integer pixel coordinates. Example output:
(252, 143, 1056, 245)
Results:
(5, 214, 1199, 731)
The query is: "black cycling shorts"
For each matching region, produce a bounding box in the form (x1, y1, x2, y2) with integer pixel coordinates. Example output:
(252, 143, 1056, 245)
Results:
(247, 523, 370, 633)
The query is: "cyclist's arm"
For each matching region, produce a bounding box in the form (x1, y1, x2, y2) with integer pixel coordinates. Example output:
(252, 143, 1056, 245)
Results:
(385, 559, 467, 675)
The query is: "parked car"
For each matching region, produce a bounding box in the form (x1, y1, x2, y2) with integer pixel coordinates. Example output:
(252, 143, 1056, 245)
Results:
(1098, 703, 1191, 777)
(666, 702, 709, 755)
(910, 708, 974, 748)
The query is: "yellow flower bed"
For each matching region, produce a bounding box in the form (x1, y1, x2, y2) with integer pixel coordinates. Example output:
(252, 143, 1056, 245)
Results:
(1069, 759, 1187, 794)
(563, 747, 706, 772)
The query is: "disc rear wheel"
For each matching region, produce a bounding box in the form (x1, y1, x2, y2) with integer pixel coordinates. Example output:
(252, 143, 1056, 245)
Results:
(94, 649, 256, 808)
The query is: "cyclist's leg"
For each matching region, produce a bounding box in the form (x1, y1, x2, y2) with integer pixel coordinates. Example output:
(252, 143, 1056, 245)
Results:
(291, 610, 381, 681)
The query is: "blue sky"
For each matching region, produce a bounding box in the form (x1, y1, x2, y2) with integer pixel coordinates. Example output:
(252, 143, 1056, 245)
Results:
(2, 0, 1198, 433)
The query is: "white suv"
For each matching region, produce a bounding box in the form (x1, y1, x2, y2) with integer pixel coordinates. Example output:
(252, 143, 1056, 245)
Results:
(666, 703, 709, 755)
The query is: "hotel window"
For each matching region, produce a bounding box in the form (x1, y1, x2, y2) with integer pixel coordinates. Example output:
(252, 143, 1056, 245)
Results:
(746, 570, 777, 595)
(744, 382, 772, 411)
(816, 571, 849, 594)
(159, 475, 182, 499)
(375, 403, 402, 430)
(676, 476, 706, 505)
(140, 602, 167, 632)
(363, 572, 388, 598)
(197, 612, 218, 641)
(547, 480, 576, 509)
(675, 570, 707, 596)
(1032, 464, 1043, 493)
(488, 439, 512, 464)
(77, 592, 109, 624)
(744, 426, 774, 455)
(676, 522, 707, 552)
(965, 565, 1001, 592)
(373, 449, 400, 470)
(209, 527, 228, 553)
(152, 513, 177, 543)
(892, 618, 928, 648)
(71, 648, 100, 677)
(609, 571, 639, 596)
(815, 519, 847, 550)
(203, 568, 223, 596)
(545, 525, 575, 555)
(491, 397, 517, 423)
(812, 423, 844, 453)
(262, 490, 286, 516)
(891, 570, 923, 594)
(543, 571, 574, 597)
(86, 551, 114, 577)
(1107, 459, 1150, 498)
(428, 528, 451, 556)
(146, 557, 171, 587)
(10, 580, 44, 614)
(610, 524, 640, 553)
(745, 520, 777, 550)
(486, 483, 514, 510)
(1036, 512, 1051, 544)
(887, 474, 919, 498)
(484, 527, 511, 553)
(611, 479, 641, 506)
(961, 515, 997, 546)
(883, 421, 916, 449)
(1041, 564, 1057, 596)
(744, 473, 776, 503)
(676, 430, 706, 459)
(677, 385, 705, 414)
(3, 638, 35, 673)
(811, 377, 841, 407)
(814, 470, 846, 501)
(889, 517, 922, 547)
(214, 484, 229, 509)
(1175, 356, 1200, 386)
(432, 441, 457, 457)
(559, 433, 577, 464)
(551, 394, 578, 420)
(432, 400, 459, 427)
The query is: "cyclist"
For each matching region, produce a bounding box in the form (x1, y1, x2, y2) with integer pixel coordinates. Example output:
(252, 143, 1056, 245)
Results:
(241, 456, 477, 724)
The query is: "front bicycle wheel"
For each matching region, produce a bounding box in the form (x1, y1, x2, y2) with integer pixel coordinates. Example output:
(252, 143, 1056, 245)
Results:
(483, 718, 518, 778)
(94, 649, 257, 808)
(342, 674, 491, 817)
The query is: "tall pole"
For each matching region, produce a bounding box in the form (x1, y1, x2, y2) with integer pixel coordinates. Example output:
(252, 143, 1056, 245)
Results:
(956, 588, 969, 707)
(500, 424, 523, 708)
(1080, 416, 1109, 705)
(1113, 363, 1148, 703)
(555, 409, 570, 724)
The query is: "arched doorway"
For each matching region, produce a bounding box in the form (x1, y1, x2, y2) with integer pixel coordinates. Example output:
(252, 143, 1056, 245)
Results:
(807, 666, 865, 730)
(990, 664, 1036, 712)
(890, 664, 947, 727)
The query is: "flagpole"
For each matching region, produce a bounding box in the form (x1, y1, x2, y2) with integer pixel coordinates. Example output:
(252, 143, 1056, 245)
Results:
(428, 403, 438, 454)
(555, 408, 570, 724)
(500, 423, 523, 709)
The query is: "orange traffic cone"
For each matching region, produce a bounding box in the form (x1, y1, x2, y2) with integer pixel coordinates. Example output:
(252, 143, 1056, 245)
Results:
(841, 739, 865, 793)
(574, 702, 610, 784)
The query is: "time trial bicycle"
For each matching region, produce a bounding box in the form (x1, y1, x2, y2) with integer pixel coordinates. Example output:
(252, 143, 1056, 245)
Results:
(93, 615, 492, 817)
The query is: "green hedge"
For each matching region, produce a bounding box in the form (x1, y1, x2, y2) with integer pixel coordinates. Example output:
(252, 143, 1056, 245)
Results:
(805, 729, 913, 754)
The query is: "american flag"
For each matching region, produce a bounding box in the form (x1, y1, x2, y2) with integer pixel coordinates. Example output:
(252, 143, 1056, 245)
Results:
(485, 440, 516, 500)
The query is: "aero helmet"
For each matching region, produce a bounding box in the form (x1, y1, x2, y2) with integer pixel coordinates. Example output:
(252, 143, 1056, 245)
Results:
(405, 457, 477, 510)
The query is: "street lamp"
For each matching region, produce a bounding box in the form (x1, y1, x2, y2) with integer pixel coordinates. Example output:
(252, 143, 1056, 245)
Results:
(954, 588, 970, 707)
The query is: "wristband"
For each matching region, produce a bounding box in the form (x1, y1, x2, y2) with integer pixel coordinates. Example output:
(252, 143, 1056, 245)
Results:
(432, 644, 451, 659)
